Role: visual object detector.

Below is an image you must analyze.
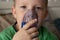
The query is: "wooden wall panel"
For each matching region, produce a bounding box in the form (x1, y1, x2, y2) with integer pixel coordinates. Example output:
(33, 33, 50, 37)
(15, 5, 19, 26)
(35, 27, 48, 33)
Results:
(0, 14, 16, 32)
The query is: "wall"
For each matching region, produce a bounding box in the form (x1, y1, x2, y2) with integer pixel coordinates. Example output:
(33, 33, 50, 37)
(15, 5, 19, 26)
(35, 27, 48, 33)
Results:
(0, 0, 13, 14)
(48, 0, 60, 20)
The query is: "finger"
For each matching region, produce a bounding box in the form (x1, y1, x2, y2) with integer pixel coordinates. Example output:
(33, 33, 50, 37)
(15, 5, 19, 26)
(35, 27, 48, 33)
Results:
(27, 27, 38, 34)
(32, 37, 39, 40)
(30, 32, 39, 39)
(23, 19, 37, 30)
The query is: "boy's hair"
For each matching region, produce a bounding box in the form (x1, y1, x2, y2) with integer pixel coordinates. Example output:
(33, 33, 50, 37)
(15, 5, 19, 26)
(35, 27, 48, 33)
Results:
(13, 0, 48, 7)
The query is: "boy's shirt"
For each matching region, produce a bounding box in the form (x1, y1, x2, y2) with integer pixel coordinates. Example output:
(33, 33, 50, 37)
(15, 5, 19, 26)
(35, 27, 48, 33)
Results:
(0, 25, 58, 40)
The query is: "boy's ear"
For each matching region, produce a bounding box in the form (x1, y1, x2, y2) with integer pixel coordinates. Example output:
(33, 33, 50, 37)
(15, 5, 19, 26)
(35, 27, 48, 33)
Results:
(12, 6, 16, 19)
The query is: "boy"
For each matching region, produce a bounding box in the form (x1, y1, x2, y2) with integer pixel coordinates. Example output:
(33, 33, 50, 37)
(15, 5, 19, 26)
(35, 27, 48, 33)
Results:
(0, 0, 58, 40)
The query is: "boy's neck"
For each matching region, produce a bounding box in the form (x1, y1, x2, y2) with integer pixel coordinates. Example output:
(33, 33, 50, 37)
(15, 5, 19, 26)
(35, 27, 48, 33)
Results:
(13, 22, 19, 32)
(15, 24, 19, 31)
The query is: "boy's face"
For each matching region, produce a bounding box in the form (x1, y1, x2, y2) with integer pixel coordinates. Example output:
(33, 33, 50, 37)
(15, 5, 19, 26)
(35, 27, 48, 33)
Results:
(12, 0, 47, 28)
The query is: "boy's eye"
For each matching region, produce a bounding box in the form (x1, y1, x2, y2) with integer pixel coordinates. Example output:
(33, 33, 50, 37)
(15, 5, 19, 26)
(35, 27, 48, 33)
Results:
(36, 7, 41, 10)
(20, 6, 26, 9)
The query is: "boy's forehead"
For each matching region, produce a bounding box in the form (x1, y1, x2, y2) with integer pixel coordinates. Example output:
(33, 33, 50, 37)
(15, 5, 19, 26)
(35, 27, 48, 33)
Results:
(16, 0, 43, 5)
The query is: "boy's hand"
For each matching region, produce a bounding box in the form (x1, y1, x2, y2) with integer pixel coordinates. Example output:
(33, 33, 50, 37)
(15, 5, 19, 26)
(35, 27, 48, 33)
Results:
(12, 19, 39, 40)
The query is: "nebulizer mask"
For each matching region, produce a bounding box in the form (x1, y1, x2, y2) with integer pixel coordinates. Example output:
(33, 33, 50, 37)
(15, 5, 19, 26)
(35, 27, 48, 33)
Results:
(21, 10, 38, 28)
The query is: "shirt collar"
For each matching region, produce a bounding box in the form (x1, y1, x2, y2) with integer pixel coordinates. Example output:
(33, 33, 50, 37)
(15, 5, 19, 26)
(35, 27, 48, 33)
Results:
(13, 22, 17, 32)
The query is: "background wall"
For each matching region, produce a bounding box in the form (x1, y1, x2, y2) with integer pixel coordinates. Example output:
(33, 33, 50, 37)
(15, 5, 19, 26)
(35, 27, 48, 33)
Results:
(0, 0, 13, 14)
(48, 0, 60, 20)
